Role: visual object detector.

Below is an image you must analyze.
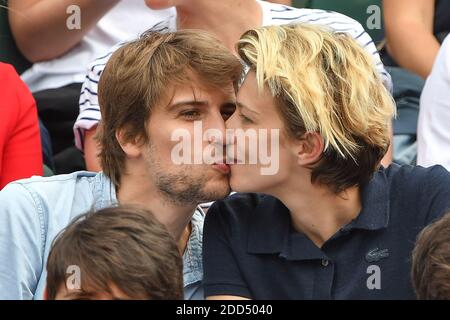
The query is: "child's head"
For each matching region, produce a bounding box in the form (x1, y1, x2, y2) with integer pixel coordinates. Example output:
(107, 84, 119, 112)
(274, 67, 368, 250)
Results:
(412, 212, 450, 299)
(45, 205, 183, 300)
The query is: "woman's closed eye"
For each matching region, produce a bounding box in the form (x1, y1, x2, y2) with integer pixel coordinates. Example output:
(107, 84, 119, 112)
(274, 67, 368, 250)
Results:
(239, 112, 253, 124)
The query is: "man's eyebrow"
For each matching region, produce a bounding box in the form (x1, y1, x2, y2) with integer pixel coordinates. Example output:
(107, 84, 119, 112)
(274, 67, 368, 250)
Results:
(167, 100, 208, 111)
(236, 101, 259, 115)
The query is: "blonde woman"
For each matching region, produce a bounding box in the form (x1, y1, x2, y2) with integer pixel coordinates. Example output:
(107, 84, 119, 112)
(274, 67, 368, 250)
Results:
(202, 24, 450, 300)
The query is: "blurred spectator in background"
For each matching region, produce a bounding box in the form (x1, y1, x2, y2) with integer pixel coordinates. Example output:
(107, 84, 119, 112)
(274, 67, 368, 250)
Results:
(381, 0, 449, 166)
(0, 63, 43, 190)
(267, 0, 292, 4)
(8, 0, 174, 173)
(383, 0, 449, 79)
(76, 0, 392, 172)
(417, 35, 450, 171)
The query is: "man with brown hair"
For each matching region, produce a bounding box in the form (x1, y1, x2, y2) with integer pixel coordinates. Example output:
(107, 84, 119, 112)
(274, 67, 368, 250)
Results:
(412, 212, 450, 300)
(45, 205, 183, 300)
(0, 29, 242, 300)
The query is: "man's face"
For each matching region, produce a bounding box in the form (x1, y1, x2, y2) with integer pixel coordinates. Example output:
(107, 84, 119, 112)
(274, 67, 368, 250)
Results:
(139, 77, 236, 205)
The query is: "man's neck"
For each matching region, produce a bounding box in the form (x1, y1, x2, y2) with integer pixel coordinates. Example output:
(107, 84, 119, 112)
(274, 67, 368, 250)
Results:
(116, 172, 197, 254)
(271, 176, 362, 248)
(176, 0, 263, 53)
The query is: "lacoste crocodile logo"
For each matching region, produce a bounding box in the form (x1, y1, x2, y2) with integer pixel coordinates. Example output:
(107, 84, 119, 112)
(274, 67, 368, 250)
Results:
(365, 248, 389, 263)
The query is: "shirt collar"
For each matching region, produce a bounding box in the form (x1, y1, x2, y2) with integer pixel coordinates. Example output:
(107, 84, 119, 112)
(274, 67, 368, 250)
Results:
(247, 168, 391, 257)
(347, 168, 390, 231)
(247, 195, 290, 254)
(92, 172, 118, 211)
(183, 207, 205, 286)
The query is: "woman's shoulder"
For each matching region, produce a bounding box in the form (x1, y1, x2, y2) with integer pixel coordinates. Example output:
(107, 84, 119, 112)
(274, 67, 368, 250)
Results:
(382, 164, 450, 225)
(380, 163, 450, 205)
(383, 163, 450, 188)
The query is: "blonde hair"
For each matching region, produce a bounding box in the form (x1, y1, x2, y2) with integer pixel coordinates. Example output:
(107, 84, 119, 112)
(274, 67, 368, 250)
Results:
(238, 24, 396, 192)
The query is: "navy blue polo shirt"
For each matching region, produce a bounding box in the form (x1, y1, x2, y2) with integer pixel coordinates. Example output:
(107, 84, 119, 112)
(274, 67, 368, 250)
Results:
(203, 164, 450, 299)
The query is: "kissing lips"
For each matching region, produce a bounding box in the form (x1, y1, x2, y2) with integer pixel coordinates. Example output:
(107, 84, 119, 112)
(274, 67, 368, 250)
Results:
(212, 163, 231, 174)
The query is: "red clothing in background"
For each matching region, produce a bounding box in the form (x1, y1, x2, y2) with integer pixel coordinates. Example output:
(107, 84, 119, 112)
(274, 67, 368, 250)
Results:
(0, 63, 42, 189)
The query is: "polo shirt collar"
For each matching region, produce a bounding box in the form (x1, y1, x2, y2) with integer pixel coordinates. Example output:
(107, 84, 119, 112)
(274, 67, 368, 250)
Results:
(183, 208, 205, 287)
(247, 197, 328, 260)
(247, 195, 290, 254)
(247, 168, 391, 257)
(348, 168, 390, 231)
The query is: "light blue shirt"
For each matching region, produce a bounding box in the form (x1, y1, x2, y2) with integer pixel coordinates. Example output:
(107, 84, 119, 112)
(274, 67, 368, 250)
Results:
(0, 171, 204, 300)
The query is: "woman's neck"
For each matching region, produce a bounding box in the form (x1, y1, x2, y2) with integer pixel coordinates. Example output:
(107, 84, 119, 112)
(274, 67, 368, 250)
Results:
(273, 180, 362, 248)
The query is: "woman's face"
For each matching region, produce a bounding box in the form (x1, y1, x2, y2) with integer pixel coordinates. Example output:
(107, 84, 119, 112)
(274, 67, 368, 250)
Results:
(227, 71, 297, 193)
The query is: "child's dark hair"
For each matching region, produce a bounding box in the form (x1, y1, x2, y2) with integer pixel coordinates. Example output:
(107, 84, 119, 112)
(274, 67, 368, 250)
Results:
(46, 205, 183, 300)
(412, 212, 450, 299)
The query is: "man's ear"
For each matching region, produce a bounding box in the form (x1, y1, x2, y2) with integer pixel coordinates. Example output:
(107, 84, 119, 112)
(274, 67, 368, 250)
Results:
(44, 286, 49, 300)
(115, 129, 143, 158)
(295, 132, 324, 166)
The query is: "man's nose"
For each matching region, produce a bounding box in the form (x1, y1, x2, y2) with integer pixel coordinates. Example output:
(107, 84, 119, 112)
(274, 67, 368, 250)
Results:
(225, 110, 238, 130)
(204, 112, 227, 145)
